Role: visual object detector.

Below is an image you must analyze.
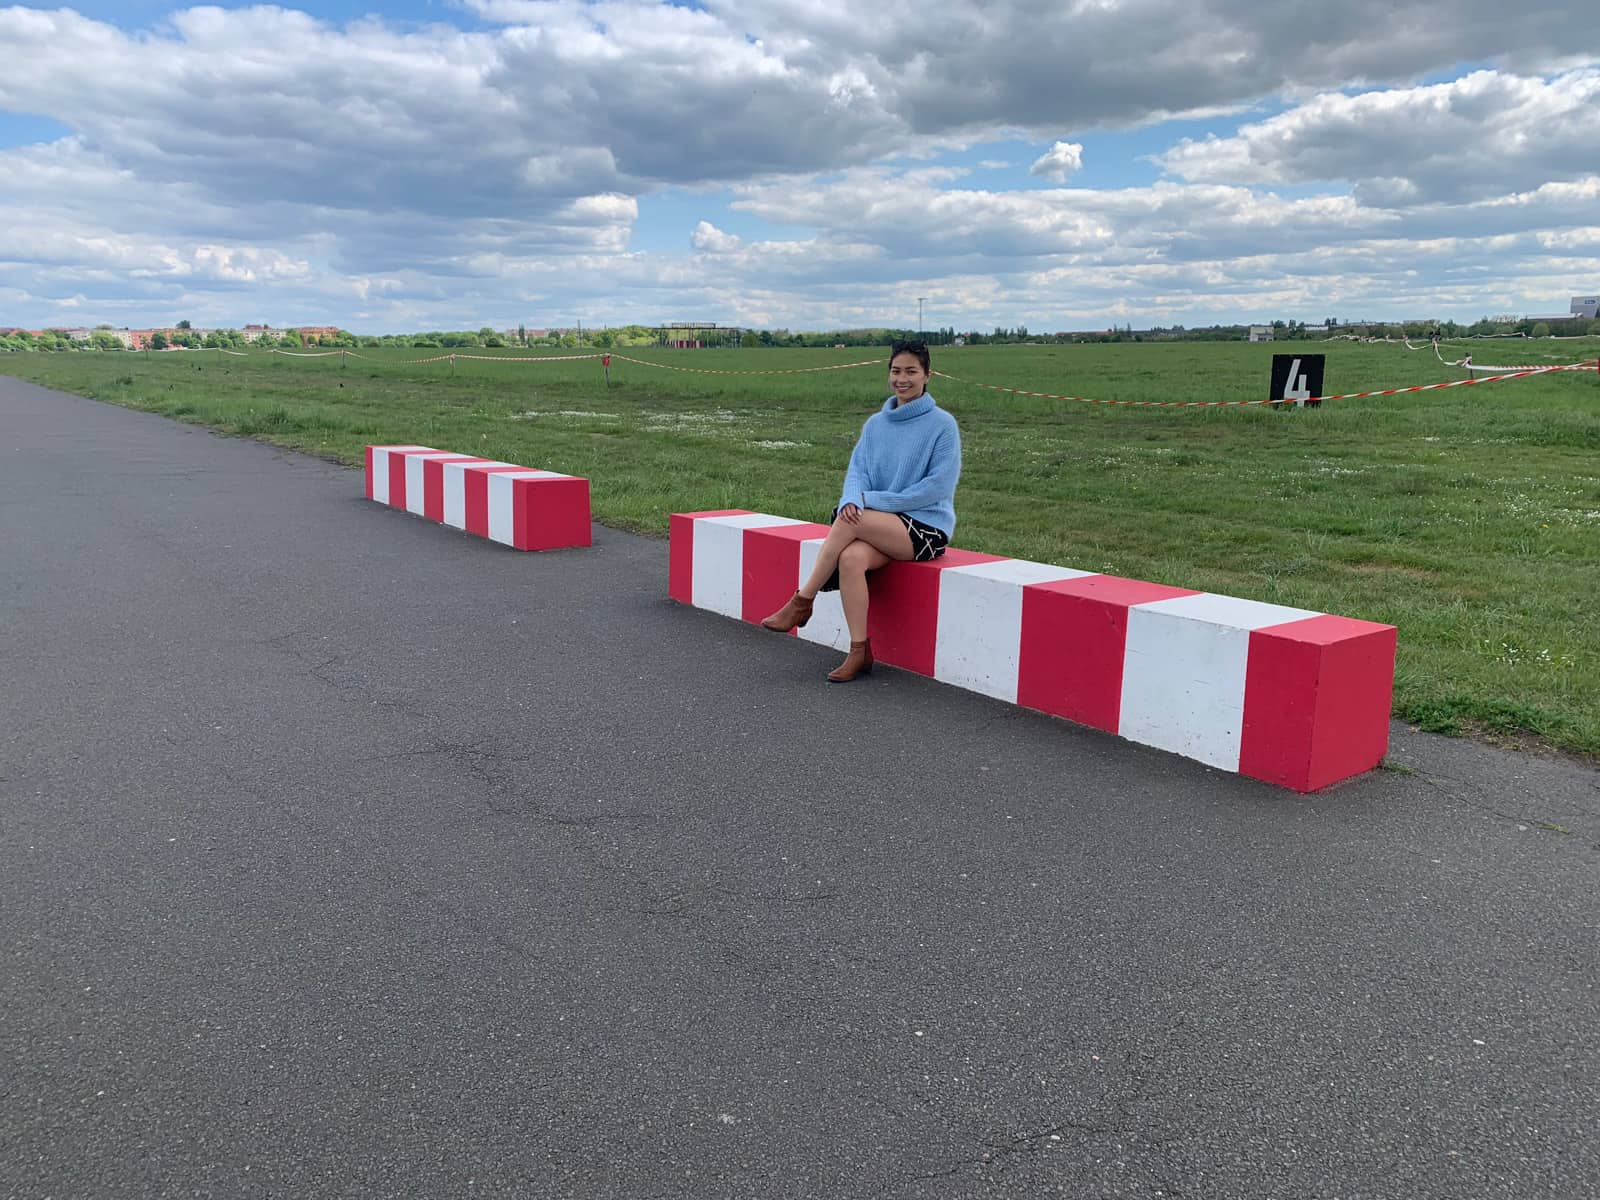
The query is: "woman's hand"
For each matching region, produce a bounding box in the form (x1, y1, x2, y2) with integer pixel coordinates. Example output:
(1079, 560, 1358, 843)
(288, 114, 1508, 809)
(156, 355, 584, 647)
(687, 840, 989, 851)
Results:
(839, 503, 862, 525)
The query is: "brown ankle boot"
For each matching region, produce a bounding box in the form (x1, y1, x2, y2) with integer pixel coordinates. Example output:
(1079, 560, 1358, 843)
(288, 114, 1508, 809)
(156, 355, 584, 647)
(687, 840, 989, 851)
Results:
(827, 639, 873, 682)
(760, 590, 814, 632)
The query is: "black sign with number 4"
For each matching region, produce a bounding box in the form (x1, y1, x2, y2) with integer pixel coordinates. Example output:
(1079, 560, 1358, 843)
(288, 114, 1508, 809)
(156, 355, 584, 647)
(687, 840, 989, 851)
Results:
(1270, 354, 1325, 408)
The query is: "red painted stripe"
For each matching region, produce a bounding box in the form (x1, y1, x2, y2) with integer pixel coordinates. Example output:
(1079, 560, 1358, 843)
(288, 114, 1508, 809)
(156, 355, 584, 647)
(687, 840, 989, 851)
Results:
(423, 456, 488, 523)
(870, 549, 1008, 677)
(461, 464, 532, 537)
(1017, 575, 1199, 732)
(511, 476, 592, 550)
(742, 522, 832, 630)
(1238, 614, 1396, 791)
(668, 510, 750, 603)
(388, 451, 410, 510)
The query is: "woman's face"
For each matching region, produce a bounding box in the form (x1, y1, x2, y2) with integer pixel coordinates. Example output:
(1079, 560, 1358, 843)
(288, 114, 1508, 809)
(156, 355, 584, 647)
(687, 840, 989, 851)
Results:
(889, 352, 929, 403)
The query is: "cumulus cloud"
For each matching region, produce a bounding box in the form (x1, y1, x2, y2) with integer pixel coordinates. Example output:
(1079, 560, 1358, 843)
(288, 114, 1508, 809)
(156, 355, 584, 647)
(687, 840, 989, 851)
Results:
(1159, 69, 1600, 204)
(1030, 142, 1084, 183)
(701, 0, 1600, 134)
(0, 2, 1597, 328)
(691, 221, 743, 253)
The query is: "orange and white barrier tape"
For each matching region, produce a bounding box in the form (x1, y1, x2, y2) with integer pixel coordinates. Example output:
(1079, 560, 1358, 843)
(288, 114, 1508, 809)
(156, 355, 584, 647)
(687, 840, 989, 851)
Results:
(932, 362, 1596, 409)
(1436, 340, 1596, 372)
(1463, 358, 1593, 373)
(447, 352, 603, 363)
(607, 353, 881, 376)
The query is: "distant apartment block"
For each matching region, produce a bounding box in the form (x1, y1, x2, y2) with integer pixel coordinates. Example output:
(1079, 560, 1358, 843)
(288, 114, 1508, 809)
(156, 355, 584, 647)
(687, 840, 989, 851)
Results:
(1249, 325, 1274, 342)
(122, 328, 183, 349)
(1573, 295, 1600, 320)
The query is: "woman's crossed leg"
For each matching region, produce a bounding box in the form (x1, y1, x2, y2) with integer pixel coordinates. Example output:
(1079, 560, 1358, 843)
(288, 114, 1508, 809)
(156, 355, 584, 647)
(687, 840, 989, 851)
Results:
(798, 508, 914, 641)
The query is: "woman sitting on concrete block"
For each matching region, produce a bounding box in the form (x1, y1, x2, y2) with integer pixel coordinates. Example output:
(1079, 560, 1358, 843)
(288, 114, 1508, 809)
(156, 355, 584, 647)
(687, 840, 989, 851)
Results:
(759, 339, 962, 682)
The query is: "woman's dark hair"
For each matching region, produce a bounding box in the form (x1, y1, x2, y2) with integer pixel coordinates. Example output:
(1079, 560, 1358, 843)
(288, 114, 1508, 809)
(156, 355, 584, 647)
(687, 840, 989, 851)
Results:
(889, 338, 930, 372)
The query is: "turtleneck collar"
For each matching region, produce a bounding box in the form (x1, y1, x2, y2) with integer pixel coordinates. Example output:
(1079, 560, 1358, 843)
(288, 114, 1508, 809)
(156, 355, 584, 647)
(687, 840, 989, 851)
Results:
(882, 392, 936, 421)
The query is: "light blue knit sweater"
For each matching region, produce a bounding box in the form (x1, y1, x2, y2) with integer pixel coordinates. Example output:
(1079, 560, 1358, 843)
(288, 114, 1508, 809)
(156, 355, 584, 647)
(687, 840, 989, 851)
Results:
(837, 393, 962, 537)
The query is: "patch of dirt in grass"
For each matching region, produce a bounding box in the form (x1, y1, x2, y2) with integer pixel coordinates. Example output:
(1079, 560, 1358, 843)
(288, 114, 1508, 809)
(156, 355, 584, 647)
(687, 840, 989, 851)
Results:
(1348, 561, 1438, 579)
(1453, 719, 1600, 767)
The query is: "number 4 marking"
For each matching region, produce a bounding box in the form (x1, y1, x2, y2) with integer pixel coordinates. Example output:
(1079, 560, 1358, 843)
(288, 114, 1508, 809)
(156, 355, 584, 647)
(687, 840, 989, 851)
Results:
(1284, 358, 1311, 407)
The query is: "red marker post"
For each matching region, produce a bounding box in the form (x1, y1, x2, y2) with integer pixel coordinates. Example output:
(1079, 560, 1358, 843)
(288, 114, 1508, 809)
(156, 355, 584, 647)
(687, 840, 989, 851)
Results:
(603, 353, 612, 389)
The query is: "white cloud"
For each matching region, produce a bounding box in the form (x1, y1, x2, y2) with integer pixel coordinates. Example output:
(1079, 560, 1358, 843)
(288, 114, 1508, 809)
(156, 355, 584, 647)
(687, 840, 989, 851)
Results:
(1159, 69, 1600, 204)
(1030, 142, 1084, 183)
(691, 221, 743, 253)
(0, 3, 1597, 329)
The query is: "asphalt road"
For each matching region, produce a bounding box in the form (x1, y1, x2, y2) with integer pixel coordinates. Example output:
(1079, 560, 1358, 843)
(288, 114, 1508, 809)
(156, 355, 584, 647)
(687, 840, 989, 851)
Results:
(3, 376, 1597, 1200)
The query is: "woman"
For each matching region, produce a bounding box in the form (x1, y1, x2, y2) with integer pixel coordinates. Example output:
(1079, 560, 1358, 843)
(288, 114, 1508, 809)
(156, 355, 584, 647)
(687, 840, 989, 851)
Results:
(760, 339, 962, 682)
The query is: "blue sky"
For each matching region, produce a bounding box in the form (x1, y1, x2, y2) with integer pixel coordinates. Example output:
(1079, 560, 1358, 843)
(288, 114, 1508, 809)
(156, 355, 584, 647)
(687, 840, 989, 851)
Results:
(1, 1, 1596, 333)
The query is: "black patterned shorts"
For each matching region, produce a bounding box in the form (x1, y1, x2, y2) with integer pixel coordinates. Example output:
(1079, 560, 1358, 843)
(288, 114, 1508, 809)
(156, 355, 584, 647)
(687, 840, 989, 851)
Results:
(820, 507, 949, 591)
(896, 513, 951, 562)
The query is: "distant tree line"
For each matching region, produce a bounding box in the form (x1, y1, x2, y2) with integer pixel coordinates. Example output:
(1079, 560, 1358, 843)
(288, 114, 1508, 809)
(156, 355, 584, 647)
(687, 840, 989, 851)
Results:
(5, 315, 1597, 355)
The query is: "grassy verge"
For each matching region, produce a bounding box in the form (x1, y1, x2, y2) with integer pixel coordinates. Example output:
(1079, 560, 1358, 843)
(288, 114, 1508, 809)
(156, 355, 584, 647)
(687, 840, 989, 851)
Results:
(5, 340, 1598, 758)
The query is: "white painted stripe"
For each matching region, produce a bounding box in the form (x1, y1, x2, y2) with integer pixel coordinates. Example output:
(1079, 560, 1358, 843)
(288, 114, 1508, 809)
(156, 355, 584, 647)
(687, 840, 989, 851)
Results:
(1117, 593, 1322, 770)
(403, 451, 463, 516)
(440, 460, 511, 529)
(795, 538, 852, 651)
(1132, 592, 1322, 632)
(370, 448, 394, 504)
(933, 559, 1097, 702)
(487, 471, 554, 545)
(371, 445, 432, 504)
(691, 513, 806, 618)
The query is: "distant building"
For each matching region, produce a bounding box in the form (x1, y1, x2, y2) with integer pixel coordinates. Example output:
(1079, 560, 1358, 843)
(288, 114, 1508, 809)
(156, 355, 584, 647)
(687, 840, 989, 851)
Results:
(124, 328, 183, 349)
(296, 326, 341, 343)
(1572, 295, 1599, 320)
(657, 322, 743, 349)
(241, 324, 274, 342)
(1249, 325, 1274, 343)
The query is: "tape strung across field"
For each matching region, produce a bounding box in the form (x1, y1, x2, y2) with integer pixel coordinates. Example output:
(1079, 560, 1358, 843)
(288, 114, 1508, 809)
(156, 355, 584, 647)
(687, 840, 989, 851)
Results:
(216, 344, 1598, 407)
(931, 362, 1598, 408)
(606, 353, 883, 375)
(262, 348, 881, 373)
(1420, 340, 1597, 373)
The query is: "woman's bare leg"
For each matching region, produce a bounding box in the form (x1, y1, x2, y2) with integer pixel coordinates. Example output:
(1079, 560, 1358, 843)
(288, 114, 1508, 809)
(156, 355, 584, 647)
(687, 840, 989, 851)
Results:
(837, 540, 891, 641)
(797, 509, 916, 597)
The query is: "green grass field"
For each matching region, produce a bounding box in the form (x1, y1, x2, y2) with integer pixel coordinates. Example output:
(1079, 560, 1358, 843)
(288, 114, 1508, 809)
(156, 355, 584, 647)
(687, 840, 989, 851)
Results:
(5, 339, 1598, 757)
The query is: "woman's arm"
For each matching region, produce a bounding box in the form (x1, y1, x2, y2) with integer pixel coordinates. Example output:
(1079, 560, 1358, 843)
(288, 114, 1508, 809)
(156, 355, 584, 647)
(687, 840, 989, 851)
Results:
(837, 423, 872, 512)
(861, 424, 961, 512)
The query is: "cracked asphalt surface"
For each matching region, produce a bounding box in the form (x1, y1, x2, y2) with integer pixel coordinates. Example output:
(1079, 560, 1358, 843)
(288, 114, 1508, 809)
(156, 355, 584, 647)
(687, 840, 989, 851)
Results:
(3, 376, 1598, 1200)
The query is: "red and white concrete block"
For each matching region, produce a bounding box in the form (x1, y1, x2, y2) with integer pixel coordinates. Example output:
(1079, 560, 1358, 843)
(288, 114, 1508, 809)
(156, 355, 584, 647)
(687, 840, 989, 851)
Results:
(365, 445, 591, 551)
(669, 509, 1396, 792)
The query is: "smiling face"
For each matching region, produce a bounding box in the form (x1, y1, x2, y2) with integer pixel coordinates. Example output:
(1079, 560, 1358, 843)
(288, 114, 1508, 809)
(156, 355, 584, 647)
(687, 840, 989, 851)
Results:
(888, 350, 929, 404)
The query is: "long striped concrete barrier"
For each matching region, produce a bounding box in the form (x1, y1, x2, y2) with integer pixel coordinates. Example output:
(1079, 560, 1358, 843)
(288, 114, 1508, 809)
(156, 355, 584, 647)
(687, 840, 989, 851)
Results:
(365, 445, 591, 551)
(669, 509, 1396, 792)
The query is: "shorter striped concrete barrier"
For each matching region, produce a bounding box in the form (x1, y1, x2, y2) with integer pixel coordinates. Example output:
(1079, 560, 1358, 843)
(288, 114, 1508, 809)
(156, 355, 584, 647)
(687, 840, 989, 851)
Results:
(365, 445, 591, 551)
(669, 510, 1396, 792)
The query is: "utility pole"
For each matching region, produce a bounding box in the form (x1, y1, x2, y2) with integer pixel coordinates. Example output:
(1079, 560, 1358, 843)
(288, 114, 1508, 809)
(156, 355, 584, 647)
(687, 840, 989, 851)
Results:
(917, 297, 925, 338)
